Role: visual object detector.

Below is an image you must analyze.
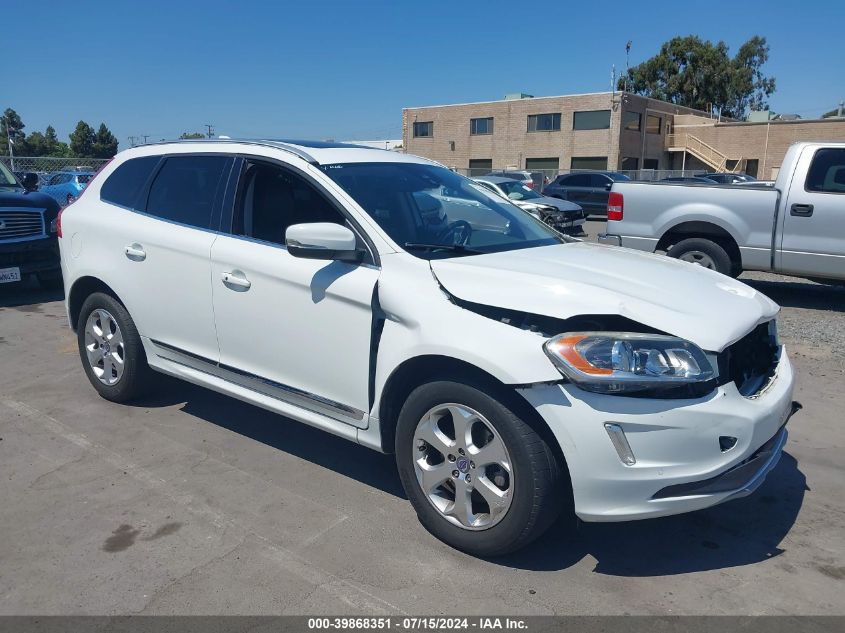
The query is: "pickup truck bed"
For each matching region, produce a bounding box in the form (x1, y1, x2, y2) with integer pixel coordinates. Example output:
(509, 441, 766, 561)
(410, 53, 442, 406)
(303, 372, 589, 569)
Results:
(600, 142, 845, 282)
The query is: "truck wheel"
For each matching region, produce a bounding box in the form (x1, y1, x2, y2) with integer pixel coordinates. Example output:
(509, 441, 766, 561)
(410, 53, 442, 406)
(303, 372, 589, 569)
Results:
(395, 380, 564, 556)
(77, 292, 153, 403)
(667, 238, 733, 276)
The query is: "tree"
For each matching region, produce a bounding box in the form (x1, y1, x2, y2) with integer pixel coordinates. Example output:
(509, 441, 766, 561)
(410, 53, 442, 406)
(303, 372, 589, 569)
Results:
(619, 36, 776, 119)
(24, 131, 48, 156)
(1, 108, 26, 155)
(69, 121, 96, 157)
(92, 123, 119, 158)
(179, 131, 206, 139)
(823, 107, 843, 118)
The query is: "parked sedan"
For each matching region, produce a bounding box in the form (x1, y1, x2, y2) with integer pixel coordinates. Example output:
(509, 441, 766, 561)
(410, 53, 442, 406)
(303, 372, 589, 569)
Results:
(473, 176, 586, 235)
(39, 171, 95, 206)
(485, 170, 546, 190)
(701, 172, 757, 184)
(660, 176, 719, 184)
(542, 171, 630, 217)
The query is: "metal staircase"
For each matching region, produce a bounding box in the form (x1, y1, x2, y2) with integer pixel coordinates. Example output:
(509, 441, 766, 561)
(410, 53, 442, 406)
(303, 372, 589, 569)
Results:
(666, 133, 746, 173)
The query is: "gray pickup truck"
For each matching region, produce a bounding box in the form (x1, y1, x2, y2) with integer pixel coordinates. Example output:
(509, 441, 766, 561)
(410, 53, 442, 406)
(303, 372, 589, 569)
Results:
(599, 142, 845, 282)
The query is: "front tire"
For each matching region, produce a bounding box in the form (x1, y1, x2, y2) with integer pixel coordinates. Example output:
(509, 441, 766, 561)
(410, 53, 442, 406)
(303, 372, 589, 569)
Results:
(77, 292, 152, 402)
(395, 380, 564, 556)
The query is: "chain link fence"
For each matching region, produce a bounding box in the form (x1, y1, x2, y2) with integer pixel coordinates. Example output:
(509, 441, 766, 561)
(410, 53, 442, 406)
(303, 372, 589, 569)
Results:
(1, 156, 111, 185)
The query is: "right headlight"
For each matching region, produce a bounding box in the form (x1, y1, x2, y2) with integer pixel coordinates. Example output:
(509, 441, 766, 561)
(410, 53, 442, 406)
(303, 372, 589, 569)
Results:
(544, 332, 716, 396)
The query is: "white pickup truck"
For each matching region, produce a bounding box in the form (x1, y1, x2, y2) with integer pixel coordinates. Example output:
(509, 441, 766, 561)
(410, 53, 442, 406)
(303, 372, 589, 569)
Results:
(599, 142, 845, 282)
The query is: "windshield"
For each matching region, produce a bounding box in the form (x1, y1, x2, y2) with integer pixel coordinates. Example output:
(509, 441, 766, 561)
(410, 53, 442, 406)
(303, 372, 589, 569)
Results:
(0, 162, 18, 186)
(321, 162, 564, 259)
(496, 180, 542, 200)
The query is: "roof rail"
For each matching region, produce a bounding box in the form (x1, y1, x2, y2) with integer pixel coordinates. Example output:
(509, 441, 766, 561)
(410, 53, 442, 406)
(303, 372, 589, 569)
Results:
(137, 138, 319, 164)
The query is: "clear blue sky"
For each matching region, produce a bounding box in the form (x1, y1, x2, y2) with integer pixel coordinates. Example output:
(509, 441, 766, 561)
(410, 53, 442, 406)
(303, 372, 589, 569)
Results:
(6, 0, 844, 150)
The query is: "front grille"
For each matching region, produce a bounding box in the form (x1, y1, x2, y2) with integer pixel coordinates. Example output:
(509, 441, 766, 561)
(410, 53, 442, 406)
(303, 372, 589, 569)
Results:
(718, 321, 779, 396)
(0, 210, 45, 240)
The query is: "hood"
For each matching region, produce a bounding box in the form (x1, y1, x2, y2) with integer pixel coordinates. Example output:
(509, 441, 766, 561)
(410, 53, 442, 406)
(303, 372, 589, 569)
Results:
(0, 188, 58, 210)
(519, 196, 582, 214)
(430, 242, 778, 352)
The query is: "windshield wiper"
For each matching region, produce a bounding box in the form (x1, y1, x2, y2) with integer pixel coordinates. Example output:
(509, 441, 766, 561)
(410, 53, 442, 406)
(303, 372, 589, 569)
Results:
(404, 242, 485, 255)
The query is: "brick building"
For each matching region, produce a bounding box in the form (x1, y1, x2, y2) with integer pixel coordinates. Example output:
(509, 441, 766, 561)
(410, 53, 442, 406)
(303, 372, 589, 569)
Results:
(402, 92, 845, 179)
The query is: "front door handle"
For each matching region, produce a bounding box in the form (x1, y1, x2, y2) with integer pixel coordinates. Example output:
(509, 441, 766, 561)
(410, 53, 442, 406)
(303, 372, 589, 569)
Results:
(790, 203, 814, 217)
(124, 244, 146, 261)
(221, 271, 251, 291)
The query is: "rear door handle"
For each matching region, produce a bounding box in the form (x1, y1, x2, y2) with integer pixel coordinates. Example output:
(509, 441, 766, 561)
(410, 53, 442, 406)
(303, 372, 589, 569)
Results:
(221, 271, 251, 291)
(790, 203, 814, 217)
(124, 244, 146, 260)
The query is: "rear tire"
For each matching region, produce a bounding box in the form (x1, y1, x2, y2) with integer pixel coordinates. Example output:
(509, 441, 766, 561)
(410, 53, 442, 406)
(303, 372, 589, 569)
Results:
(395, 379, 564, 556)
(77, 292, 153, 402)
(667, 237, 733, 276)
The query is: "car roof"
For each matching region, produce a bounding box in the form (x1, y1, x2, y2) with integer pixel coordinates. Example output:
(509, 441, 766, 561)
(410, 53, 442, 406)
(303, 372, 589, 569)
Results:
(473, 176, 513, 185)
(122, 138, 437, 167)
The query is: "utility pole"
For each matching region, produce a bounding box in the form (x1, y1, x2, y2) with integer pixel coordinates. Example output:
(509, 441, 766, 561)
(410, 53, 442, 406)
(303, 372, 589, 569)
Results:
(839, 100, 844, 118)
(141, 135, 150, 144)
(205, 124, 214, 139)
(128, 135, 138, 147)
(6, 125, 15, 171)
(625, 40, 632, 92)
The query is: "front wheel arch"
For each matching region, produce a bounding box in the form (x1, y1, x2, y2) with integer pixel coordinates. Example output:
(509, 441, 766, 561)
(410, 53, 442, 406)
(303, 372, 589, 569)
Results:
(376, 355, 570, 484)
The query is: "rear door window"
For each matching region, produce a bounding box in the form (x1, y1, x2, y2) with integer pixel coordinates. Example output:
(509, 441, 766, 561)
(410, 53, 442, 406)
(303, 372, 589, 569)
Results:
(144, 155, 231, 229)
(805, 148, 845, 194)
(564, 174, 590, 187)
(101, 156, 161, 208)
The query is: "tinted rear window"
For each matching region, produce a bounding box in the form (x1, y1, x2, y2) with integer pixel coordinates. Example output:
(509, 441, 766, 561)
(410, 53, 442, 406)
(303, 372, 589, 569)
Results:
(145, 155, 230, 229)
(101, 157, 160, 208)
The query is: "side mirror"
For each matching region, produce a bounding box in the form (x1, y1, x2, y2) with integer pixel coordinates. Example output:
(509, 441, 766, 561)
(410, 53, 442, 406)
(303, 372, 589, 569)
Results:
(285, 223, 363, 263)
(22, 172, 38, 191)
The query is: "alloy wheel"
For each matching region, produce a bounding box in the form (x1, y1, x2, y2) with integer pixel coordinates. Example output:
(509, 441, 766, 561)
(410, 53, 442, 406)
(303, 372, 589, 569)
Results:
(679, 250, 716, 269)
(412, 403, 513, 530)
(84, 309, 126, 385)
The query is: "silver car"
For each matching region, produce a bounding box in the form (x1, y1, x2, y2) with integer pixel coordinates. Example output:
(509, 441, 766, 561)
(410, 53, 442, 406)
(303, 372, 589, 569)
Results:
(473, 176, 586, 235)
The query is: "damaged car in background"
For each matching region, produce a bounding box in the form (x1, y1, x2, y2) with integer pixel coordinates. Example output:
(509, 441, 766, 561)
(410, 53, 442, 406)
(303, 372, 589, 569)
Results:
(59, 140, 799, 556)
(472, 175, 586, 235)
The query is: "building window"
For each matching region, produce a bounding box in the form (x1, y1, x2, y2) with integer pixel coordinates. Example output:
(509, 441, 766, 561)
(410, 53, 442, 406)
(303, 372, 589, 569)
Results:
(744, 159, 759, 179)
(570, 156, 608, 170)
(527, 113, 561, 132)
(525, 157, 560, 171)
(643, 158, 659, 170)
(622, 111, 641, 131)
(646, 115, 662, 135)
(573, 110, 611, 130)
(470, 117, 493, 135)
(468, 159, 492, 175)
(620, 157, 639, 170)
(413, 121, 433, 138)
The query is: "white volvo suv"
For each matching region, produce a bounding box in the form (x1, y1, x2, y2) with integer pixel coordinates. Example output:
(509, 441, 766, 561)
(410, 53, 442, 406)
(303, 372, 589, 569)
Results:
(59, 140, 798, 556)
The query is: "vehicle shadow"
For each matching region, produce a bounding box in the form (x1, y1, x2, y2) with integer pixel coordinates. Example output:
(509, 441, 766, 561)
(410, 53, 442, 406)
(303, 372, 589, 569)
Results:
(743, 277, 845, 313)
(494, 452, 806, 575)
(0, 278, 64, 308)
(130, 377, 407, 499)
(133, 377, 806, 576)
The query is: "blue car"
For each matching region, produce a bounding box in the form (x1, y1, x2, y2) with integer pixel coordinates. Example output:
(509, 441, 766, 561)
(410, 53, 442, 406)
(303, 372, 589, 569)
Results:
(39, 171, 95, 206)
